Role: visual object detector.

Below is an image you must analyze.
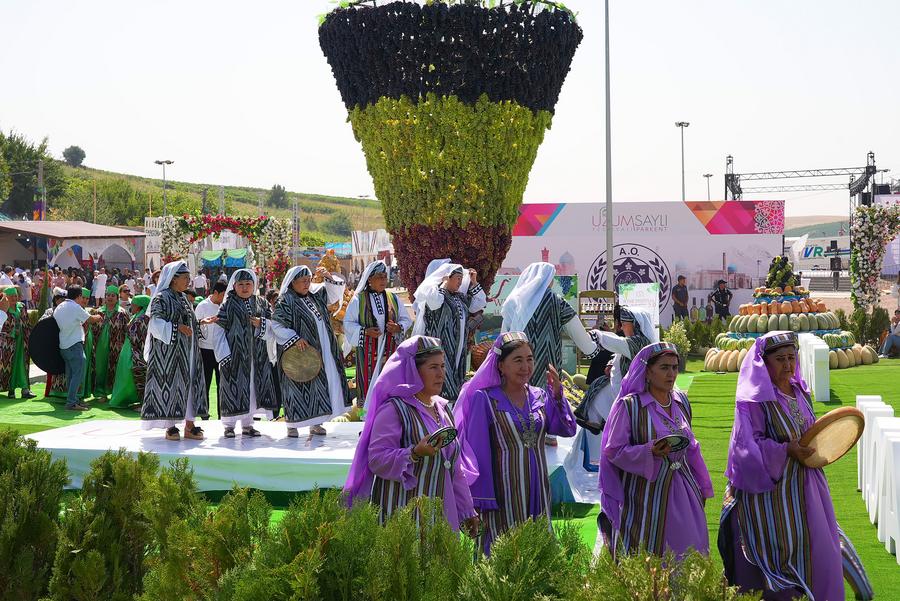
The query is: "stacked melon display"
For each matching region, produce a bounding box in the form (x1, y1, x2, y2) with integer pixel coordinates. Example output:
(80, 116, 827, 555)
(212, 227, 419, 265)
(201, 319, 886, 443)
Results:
(703, 258, 878, 372)
(704, 296, 880, 372)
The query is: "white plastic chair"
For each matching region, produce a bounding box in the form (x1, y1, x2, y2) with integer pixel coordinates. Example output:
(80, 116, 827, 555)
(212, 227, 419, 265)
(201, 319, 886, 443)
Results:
(857, 396, 886, 492)
(876, 431, 900, 550)
(867, 416, 900, 523)
(862, 405, 894, 508)
(879, 436, 900, 561)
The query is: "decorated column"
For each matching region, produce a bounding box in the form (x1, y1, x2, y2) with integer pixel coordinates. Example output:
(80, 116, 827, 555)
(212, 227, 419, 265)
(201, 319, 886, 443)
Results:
(319, 0, 582, 293)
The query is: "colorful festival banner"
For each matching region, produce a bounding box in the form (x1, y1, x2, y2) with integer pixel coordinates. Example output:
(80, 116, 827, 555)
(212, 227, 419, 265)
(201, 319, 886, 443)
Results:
(503, 201, 784, 324)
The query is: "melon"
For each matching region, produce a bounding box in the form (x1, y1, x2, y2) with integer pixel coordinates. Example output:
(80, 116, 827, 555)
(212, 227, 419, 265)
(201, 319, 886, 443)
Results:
(867, 345, 880, 363)
(791, 300, 802, 313)
(735, 316, 746, 333)
(829, 350, 838, 369)
(768, 314, 779, 332)
(836, 349, 850, 369)
(798, 314, 810, 332)
(789, 314, 801, 332)
(815, 314, 828, 330)
(817, 301, 827, 313)
(781, 301, 792, 314)
(711, 351, 726, 372)
(778, 314, 789, 331)
(770, 301, 780, 315)
(755, 315, 766, 333)
(705, 347, 718, 362)
(759, 301, 769, 315)
(846, 349, 856, 367)
(738, 348, 749, 368)
(726, 350, 740, 372)
(860, 346, 874, 365)
(851, 345, 863, 365)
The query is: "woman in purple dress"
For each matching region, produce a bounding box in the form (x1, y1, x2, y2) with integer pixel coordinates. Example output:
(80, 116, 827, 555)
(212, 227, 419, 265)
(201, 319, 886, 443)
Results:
(599, 341, 713, 559)
(454, 331, 577, 555)
(718, 331, 873, 601)
(343, 335, 479, 536)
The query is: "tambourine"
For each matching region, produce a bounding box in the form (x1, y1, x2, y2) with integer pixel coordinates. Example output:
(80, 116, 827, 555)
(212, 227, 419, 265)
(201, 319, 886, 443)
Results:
(281, 345, 322, 383)
(428, 426, 458, 450)
(657, 434, 690, 453)
(798, 406, 864, 469)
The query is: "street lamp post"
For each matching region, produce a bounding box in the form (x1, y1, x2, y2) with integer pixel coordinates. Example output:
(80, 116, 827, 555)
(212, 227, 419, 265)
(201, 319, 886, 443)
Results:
(154, 159, 174, 216)
(703, 173, 713, 200)
(675, 122, 689, 201)
(604, 0, 614, 294)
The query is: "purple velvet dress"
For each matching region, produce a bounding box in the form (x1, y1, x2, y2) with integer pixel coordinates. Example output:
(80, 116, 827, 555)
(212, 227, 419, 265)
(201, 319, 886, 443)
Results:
(464, 384, 576, 554)
(601, 391, 713, 558)
(367, 395, 476, 531)
(720, 386, 847, 601)
(718, 330, 872, 601)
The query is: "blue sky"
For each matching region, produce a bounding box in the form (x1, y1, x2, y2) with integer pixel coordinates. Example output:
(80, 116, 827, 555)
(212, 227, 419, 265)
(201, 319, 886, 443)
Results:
(1, 0, 897, 216)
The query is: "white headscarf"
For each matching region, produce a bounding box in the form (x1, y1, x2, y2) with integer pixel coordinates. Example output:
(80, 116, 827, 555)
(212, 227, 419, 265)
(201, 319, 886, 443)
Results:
(225, 268, 259, 296)
(354, 260, 388, 295)
(143, 260, 189, 362)
(500, 262, 556, 334)
(279, 265, 313, 297)
(412, 261, 470, 336)
(623, 306, 659, 344)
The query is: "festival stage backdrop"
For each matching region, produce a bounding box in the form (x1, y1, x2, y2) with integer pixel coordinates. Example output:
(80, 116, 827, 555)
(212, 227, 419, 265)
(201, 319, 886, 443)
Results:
(503, 200, 785, 324)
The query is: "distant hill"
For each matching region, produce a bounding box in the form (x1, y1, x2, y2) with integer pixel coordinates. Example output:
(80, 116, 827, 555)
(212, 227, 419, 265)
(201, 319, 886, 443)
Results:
(784, 215, 848, 237)
(50, 164, 384, 239)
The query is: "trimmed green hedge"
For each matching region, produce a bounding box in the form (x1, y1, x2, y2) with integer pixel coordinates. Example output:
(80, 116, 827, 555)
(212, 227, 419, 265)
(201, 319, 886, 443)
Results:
(0, 433, 760, 601)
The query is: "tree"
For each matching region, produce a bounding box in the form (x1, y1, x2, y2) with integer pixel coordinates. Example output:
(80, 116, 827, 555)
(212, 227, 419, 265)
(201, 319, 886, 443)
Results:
(267, 184, 287, 209)
(323, 212, 353, 236)
(0, 130, 66, 217)
(0, 153, 11, 207)
(62, 145, 86, 168)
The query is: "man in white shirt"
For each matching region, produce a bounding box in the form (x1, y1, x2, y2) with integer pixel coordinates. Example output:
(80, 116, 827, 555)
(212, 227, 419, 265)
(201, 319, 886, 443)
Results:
(195, 280, 226, 411)
(193, 271, 209, 296)
(124, 272, 137, 296)
(0, 266, 13, 287)
(54, 286, 102, 410)
(92, 269, 108, 308)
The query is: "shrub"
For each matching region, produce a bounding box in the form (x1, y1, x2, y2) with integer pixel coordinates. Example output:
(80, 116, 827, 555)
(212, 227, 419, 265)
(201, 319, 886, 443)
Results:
(834, 307, 850, 331)
(461, 518, 571, 601)
(0, 430, 69, 601)
(48, 451, 201, 601)
(140, 487, 271, 601)
(571, 549, 761, 601)
(662, 320, 691, 361)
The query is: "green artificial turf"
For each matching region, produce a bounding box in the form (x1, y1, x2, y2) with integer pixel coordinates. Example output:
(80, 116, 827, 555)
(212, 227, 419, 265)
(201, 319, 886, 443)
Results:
(4, 359, 899, 596)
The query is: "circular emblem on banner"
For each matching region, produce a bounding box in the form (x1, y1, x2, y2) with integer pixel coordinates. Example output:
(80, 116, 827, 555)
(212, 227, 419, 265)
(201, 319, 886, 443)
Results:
(587, 244, 672, 310)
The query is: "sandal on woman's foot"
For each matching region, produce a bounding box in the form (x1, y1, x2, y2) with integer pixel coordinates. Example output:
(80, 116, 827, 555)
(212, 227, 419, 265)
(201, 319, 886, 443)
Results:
(287, 427, 299, 438)
(165, 427, 180, 441)
(242, 426, 262, 437)
(310, 425, 327, 436)
(184, 426, 205, 440)
(224, 427, 236, 439)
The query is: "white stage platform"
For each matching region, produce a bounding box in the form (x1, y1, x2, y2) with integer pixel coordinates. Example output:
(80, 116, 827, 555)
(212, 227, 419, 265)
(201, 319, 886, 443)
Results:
(27, 420, 580, 494)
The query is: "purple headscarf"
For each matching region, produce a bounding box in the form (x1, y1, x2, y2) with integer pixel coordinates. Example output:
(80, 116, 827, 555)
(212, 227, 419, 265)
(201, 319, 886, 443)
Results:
(344, 335, 477, 505)
(453, 331, 529, 509)
(735, 330, 810, 404)
(599, 341, 679, 529)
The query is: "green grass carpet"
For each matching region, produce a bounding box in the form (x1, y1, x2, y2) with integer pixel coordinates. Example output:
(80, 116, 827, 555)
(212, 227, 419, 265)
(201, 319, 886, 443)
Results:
(4, 360, 900, 596)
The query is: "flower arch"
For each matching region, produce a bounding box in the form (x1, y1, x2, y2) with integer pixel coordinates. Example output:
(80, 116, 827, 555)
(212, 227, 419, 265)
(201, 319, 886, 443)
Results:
(850, 204, 900, 309)
(161, 214, 292, 287)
